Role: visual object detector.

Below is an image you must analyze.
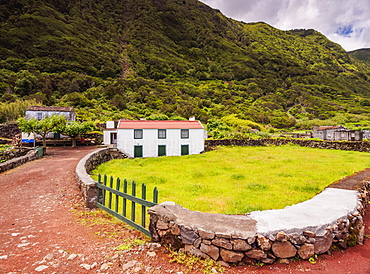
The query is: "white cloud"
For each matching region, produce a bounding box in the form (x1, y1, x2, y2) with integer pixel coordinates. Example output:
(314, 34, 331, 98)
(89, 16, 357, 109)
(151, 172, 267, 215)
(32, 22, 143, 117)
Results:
(200, 0, 370, 51)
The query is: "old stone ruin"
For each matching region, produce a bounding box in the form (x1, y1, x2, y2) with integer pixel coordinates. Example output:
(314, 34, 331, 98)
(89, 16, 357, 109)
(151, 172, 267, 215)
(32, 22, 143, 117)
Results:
(148, 177, 369, 265)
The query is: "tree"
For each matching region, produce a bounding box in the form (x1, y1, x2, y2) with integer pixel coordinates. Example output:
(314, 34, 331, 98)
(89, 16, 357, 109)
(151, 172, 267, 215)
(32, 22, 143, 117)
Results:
(57, 121, 95, 147)
(18, 114, 67, 149)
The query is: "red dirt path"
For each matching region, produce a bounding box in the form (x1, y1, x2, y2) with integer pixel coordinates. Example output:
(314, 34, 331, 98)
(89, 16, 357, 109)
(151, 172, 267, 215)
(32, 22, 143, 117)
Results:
(0, 147, 369, 273)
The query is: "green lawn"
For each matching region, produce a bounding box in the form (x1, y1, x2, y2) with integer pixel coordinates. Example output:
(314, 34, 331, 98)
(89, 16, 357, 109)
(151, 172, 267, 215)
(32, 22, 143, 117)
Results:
(93, 145, 370, 214)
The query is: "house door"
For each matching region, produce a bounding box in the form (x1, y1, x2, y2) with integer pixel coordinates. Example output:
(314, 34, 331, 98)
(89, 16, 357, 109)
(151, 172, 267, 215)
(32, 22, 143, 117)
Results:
(110, 133, 117, 144)
(134, 145, 143, 157)
(158, 145, 166, 157)
(181, 145, 189, 155)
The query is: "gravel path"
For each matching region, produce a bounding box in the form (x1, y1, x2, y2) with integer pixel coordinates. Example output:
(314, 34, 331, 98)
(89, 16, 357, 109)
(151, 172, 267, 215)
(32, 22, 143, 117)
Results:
(0, 147, 369, 273)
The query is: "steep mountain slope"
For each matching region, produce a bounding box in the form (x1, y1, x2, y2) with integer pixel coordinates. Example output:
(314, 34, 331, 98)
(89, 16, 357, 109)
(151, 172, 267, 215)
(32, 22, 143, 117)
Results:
(1, 0, 370, 127)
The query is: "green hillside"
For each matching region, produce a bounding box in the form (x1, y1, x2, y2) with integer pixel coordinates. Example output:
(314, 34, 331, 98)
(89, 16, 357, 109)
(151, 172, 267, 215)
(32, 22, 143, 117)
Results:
(1, 0, 370, 129)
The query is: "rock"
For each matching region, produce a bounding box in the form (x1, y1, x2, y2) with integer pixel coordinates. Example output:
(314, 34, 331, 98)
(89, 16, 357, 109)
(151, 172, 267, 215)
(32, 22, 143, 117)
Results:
(278, 258, 291, 264)
(245, 249, 267, 260)
(220, 249, 244, 263)
(185, 245, 210, 259)
(298, 244, 315, 260)
(261, 257, 275, 264)
(232, 239, 252, 251)
(257, 234, 272, 250)
(157, 219, 169, 230)
(171, 224, 181, 235)
(198, 228, 215, 240)
(212, 237, 232, 250)
(80, 264, 91, 270)
(314, 232, 334, 254)
(271, 241, 297, 258)
(289, 233, 307, 245)
(357, 226, 365, 245)
(200, 243, 219, 260)
(67, 253, 78, 260)
(303, 231, 316, 238)
(100, 263, 109, 271)
(43, 253, 54, 260)
(35, 265, 49, 272)
(147, 251, 157, 257)
(122, 260, 137, 271)
(180, 227, 199, 245)
(147, 242, 161, 251)
(276, 232, 288, 242)
(0, 255, 8, 259)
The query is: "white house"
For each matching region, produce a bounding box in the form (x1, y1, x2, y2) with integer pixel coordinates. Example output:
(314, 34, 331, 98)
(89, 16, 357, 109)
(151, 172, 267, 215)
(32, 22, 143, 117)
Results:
(25, 106, 76, 121)
(103, 120, 207, 158)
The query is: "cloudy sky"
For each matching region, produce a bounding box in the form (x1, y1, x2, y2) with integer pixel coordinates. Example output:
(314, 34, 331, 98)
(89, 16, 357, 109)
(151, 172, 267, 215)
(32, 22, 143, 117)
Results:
(200, 0, 370, 51)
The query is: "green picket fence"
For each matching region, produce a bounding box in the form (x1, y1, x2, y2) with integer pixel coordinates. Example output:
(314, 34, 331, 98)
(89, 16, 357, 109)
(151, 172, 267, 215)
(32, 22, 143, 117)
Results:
(96, 174, 158, 237)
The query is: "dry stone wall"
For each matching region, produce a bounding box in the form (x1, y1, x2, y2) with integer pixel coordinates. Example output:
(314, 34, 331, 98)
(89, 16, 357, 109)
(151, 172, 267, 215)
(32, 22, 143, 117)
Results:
(75, 147, 127, 208)
(0, 149, 39, 173)
(149, 183, 369, 265)
(205, 139, 370, 152)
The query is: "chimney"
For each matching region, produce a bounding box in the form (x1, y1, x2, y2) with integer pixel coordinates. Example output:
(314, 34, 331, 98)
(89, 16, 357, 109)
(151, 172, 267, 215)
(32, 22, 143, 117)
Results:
(189, 116, 195, 121)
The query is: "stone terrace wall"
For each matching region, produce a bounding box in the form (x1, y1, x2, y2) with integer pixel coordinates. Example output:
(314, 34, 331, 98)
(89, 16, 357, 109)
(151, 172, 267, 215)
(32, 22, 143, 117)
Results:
(75, 147, 127, 208)
(149, 183, 369, 265)
(205, 139, 370, 152)
(0, 123, 21, 139)
(0, 149, 39, 173)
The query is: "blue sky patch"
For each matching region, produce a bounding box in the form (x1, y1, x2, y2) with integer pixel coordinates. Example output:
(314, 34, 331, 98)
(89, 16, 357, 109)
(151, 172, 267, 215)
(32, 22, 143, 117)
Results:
(336, 25, 354, 37)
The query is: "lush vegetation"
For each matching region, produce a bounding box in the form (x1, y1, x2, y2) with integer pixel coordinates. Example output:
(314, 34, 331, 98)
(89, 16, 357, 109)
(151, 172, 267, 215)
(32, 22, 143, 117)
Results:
(92, 145, 370, 214)
(1, 0, 370, 130)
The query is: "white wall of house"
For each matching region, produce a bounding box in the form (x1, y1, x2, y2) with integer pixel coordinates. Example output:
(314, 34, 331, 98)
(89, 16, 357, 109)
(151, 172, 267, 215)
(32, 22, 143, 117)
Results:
(25, 110, 76, 121)
(103, 129, 118, 145)
(116, 128, 205, 157)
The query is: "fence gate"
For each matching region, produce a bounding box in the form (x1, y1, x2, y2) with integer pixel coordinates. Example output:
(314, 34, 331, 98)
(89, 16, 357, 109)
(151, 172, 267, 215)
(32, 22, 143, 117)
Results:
(96, 174, 158, 237)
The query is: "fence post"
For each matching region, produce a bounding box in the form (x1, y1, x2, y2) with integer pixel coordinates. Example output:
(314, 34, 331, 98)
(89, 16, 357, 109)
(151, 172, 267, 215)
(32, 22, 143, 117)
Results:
(131, 181, 136, 222)
(123, 179, 127, 217)
(108, 176, 113, 209)
(102, 174, 107, 206)
(97, 174, 101, 204)
(115, 178, 121, 213)
(142, 183, 146, 228)
(153, 187, 158, 204)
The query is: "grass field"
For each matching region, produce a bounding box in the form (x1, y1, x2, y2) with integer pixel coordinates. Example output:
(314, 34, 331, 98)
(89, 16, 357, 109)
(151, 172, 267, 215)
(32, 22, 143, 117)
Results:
(93, 145, 370, 214)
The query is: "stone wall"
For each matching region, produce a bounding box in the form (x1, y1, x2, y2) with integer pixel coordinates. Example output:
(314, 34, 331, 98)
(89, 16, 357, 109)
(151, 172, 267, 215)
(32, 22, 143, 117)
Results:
(0, 123, 21, 139)
(205, 139, 370, 152)
(148, 163, 370, 265)
(0, 149, 39, 173)
(75, 147, 127, 208)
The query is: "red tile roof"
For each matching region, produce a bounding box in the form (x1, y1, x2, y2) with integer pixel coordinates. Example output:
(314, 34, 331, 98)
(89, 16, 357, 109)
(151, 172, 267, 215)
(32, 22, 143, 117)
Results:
(117, 120, 204, 129)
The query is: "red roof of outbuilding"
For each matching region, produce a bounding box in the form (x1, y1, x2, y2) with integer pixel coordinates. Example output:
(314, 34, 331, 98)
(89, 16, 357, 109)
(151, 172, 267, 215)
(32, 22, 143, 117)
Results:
(117, 120, 204, 129)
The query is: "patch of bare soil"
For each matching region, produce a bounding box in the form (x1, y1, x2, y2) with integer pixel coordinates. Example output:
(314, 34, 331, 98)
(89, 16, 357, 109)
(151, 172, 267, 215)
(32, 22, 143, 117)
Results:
(0, 147, 369, 274)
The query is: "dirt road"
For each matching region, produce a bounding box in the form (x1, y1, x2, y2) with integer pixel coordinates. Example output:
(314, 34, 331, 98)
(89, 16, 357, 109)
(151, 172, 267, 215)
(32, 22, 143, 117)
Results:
(0, 147, 369, 273)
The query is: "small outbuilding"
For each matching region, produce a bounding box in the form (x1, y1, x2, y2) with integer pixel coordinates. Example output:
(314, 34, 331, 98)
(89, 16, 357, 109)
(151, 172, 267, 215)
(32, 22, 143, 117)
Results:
(25, 106, 76, 121)
(103, 119, 207, 158)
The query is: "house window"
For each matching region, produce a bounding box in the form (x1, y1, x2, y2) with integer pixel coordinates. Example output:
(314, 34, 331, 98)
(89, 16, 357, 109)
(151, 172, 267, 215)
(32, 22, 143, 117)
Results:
(158, 145, 166, 157)
(37, 112, 43, 120)
(181, 129, 189, 139)
(158, 129, 166, 139)
(181, 145, 189, 155)
(134, 129, 143, 139)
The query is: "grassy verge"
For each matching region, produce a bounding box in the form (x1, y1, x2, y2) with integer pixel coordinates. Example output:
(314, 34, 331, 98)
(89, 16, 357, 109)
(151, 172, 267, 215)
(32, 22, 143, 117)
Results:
(93, 145, 370, 214)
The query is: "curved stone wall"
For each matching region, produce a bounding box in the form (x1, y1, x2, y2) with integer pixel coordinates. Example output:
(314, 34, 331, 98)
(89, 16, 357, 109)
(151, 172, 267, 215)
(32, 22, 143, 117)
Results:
(149, 174, 370, 265)
(75, 147, 127, 208)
